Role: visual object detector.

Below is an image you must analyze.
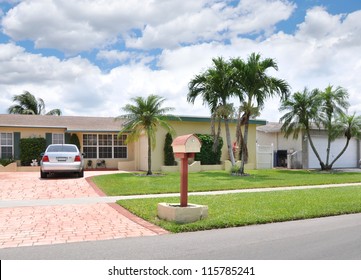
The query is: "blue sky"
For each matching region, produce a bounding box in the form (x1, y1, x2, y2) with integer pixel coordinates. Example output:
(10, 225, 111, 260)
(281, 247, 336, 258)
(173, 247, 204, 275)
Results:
(0, 0, 360, 121)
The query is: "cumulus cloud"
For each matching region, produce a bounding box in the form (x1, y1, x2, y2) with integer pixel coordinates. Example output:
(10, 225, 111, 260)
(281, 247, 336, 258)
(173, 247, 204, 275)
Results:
(0, 2, 360, 123)
(2, 0, 296, 53)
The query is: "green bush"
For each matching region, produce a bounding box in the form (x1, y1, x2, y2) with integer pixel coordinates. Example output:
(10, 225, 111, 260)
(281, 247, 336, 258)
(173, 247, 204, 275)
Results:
(0, 158, 15, 166)
(195, 134, 223, 165)
(164, 133, 176, 166)
(70, 134, 81, 150)
(19, 137, 47, 166)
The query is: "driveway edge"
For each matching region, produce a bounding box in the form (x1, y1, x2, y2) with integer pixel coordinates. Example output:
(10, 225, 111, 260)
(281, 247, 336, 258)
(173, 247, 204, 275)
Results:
(108, 203, 169, 235)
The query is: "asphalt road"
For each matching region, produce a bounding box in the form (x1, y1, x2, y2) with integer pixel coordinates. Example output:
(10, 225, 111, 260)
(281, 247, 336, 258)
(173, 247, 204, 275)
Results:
(1, 213, 361, 260)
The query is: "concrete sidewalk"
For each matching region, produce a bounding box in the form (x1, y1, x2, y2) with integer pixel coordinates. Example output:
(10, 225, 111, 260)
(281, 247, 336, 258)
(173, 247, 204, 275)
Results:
(1, 181, 361, 208)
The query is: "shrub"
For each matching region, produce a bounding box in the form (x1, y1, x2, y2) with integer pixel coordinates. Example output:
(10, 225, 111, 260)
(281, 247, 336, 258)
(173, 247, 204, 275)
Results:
(195, 134, 223, 165)
(70, 133, 81, 150)
(164, 133, 176, 166)
(0, 158, 15, 166)
(19, 137, 46, 166)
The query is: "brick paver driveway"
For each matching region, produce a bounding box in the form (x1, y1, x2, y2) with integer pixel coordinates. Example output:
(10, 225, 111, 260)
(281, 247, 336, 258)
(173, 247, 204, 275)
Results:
(0, 172, 167, 249)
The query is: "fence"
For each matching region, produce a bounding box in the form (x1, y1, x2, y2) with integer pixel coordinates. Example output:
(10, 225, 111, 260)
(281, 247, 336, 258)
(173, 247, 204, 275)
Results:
(256, 144, 274, 169)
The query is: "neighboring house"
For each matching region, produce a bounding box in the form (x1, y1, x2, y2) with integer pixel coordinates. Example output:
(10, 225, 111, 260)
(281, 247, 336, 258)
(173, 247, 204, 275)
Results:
(0, 114, 266, 171)
(257, 122, 361, 169)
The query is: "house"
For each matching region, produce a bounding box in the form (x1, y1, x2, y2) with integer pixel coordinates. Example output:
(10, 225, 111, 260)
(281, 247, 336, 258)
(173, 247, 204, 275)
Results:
(257, 122, 361, 169)
(0, 114, 266, 171)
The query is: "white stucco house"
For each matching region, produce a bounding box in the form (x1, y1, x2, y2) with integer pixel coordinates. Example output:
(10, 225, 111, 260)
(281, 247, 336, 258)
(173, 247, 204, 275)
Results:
(256, 122, 360, 169)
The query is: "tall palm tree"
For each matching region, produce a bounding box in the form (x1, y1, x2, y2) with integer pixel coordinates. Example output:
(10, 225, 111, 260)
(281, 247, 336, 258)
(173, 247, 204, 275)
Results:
(280, 88, 326, 169)
(318, 85, 349, 167)
(188, 57, 238, 166)
(8, 91, 62, 115)
(117, 94, 175, 175)
(232, 53, 290, 174)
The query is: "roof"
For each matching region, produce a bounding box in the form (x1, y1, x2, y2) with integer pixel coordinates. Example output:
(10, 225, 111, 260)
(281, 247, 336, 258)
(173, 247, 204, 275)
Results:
(0, 114, 125, 132)
(167, 115, 267, 125)
(256, 122, 283, 133)
(257, 122, 325, 133)
(0, 114, 267, 132)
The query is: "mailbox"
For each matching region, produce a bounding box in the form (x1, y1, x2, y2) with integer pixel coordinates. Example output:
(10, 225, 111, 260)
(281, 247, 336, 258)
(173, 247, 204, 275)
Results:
(171, 134, 202, 207)
(172, 134, 201, 155)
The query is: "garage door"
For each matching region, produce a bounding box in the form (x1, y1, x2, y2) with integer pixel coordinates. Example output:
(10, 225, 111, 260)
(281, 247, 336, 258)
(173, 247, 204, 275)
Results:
(308, 136, 358, 169)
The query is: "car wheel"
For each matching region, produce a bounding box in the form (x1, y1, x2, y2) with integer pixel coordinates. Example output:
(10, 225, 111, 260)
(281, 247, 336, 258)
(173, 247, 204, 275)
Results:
(40, 170, 47, 179)
(78, 170, 84, 178)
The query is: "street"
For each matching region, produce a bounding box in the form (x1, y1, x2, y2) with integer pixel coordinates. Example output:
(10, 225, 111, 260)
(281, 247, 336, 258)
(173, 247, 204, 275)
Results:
(1, 213, 360, 260)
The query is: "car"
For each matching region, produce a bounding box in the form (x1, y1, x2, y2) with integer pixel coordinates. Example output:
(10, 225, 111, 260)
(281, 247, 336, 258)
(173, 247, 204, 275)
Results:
(40, 144, 85, 178)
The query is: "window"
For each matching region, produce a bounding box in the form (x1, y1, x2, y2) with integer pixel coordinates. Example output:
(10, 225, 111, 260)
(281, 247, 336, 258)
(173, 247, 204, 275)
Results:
(0, 133, 13, 159)
(99, 134, 112, 158)
(82, 134, 128, 159)
(114, 135, 127, 159)
(83, 134, 97, 158)
(52, 133, 64, 144)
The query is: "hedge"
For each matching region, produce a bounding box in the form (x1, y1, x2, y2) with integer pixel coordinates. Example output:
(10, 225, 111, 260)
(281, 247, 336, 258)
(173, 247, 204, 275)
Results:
(19, 137, 47, 166)
(195, 134, 223, 165)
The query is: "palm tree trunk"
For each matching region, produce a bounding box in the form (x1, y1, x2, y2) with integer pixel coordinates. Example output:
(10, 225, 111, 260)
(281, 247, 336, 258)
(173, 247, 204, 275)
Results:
(147, 135, 152, 175)
(329, 137, 350, 169)
(224, 116, 236, 166)
(239, 120, 249, 174)
(306, 130, 325, 170)
(325, 124, 332, 166)
(211, 113, 221, 152)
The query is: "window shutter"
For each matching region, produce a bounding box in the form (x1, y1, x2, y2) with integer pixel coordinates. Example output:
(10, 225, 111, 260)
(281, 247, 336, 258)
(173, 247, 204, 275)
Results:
(65, 133, 71, 144)
(45, 133, 52, 147)
(13, 132, 21, 160)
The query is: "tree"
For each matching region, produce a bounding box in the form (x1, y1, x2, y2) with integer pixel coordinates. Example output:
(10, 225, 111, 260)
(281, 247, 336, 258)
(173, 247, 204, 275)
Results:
(232, 53, 290, 174)
(164, 133, 176, 166)
(280, 86, 357, 170)
(8, 91, 62, 115)
(318, 85, 349, 167)
(280, 88, 324, 167)
(188, 57, 238, 166)
(328, 112, 361, 168)
(117, 95, 175, 175)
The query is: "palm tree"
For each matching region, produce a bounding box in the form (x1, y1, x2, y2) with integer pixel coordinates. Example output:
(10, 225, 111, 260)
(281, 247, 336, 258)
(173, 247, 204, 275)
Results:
(8, 91, 62, 115)
(328, 112, 361, 169)
(232, 53, 290, 174)
(318, 85, 349, 167)
(279, 88, 324, 168)
(188, 57, 238, 166)
(117, 94, 175, 175)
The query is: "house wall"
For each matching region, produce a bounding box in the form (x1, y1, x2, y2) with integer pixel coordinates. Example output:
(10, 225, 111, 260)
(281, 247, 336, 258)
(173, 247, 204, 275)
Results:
(74, 132, 136, 170)
(0, 127, 66, 138)
(146, 120, 259, 172)
(257, 130, 302, 152)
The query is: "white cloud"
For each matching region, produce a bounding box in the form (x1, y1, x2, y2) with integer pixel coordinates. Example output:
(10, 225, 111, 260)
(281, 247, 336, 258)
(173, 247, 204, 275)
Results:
(2, 0, 296, 53)
(0, 3, 360, 125)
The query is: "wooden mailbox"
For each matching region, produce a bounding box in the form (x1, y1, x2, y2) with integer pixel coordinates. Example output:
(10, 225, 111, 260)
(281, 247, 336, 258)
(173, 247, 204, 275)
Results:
(171, 134, 201, 207)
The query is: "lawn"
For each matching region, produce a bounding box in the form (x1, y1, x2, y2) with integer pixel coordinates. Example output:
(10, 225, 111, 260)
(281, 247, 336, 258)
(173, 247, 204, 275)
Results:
(117, 186, 361, 233)
(91, 169, 361, 196)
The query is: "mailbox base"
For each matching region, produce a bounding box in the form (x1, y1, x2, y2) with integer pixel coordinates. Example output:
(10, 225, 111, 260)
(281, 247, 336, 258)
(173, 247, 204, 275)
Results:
(157, 203, 208, 224)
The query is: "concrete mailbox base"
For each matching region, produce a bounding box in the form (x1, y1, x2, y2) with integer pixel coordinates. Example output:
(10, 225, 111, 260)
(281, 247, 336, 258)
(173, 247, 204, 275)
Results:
(157, 203, 208, 224)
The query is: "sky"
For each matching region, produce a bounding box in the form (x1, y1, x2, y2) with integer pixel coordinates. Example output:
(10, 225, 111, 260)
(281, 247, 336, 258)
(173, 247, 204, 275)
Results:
(0, 0, 360, 122)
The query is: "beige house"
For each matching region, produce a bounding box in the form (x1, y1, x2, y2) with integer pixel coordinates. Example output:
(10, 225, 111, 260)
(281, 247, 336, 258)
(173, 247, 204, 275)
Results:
(0, 114, 266, 171)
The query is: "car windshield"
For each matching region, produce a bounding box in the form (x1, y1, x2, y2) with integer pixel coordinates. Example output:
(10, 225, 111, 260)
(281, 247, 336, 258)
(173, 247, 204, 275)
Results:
(47, 145, 78, 153)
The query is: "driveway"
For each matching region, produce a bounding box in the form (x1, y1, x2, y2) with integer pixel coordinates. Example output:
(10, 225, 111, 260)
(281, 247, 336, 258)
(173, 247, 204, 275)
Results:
(0, 171, 168, 249)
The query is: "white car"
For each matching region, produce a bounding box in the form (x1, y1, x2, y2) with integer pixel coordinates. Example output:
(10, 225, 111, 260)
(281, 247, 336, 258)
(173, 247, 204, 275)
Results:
(40, 144, 85, 178)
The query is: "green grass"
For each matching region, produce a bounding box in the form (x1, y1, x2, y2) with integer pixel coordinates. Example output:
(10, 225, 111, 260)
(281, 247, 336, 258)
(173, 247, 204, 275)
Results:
(117, 186, 361, 233)
(92, 169, 361, 196)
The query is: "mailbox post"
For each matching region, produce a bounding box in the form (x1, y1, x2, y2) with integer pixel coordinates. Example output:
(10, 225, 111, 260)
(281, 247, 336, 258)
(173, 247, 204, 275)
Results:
(171, 134, 201, 207)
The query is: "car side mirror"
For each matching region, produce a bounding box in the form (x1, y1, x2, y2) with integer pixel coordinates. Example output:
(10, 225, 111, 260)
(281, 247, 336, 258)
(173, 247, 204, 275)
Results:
(82, 153, 86, 157)
(40, 153, 44, 157)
